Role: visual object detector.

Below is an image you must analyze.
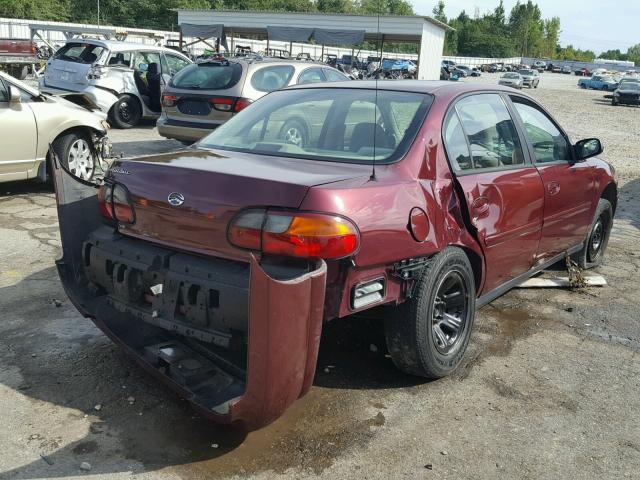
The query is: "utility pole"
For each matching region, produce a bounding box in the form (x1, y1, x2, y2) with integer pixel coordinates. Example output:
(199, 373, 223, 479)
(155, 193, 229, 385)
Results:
(97, 0, 100, 26)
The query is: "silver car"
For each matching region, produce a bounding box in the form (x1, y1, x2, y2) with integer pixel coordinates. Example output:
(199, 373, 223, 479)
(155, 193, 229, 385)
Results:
(1, 71, 111, 183)
(499, 72, 524, 89)
(157, 57, 350, 144)
(39, 39, 192, 128)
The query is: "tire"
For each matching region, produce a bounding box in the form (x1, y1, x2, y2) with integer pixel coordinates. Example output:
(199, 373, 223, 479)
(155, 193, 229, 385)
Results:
(571, 198, 613, 269)
(108, 94, 142, 129)
(612, 99, 618, 106)
(279, 119, 308, 148)
(384, 247, 476, 379)
(52, 131, 96, 181)
(11, 65, 29, 80)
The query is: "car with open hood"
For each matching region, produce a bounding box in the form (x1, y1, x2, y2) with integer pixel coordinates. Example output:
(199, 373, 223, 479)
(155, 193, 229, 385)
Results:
(0, 71, 111, 183)
(51, 81, 616, 430)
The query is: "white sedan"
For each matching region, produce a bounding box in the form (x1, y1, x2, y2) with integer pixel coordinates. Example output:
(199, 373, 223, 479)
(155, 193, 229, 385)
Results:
(0, 71, 111, 183)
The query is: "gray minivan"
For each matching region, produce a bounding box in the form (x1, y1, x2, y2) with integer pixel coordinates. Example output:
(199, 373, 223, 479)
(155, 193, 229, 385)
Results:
(157, 57, 349, 144)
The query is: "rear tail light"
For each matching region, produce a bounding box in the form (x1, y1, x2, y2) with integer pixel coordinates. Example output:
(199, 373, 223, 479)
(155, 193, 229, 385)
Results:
(234, 97, 252, 112)
(228, 209, 359, 260)
(162, 94, 178, 107)
(98, 182, 135, 224)
(210, 97, 234, 111)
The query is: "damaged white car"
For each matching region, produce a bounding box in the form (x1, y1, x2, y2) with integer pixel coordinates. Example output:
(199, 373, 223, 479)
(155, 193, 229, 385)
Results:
(0, 71, 112, 183)
(39, 40, 192, 128)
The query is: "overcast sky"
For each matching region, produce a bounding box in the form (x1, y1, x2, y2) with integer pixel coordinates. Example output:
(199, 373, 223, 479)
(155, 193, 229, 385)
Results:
(411, 0, 639, 54)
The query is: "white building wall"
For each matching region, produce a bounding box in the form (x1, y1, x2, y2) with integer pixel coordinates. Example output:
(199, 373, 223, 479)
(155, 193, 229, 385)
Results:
(418, 21, 445, 80)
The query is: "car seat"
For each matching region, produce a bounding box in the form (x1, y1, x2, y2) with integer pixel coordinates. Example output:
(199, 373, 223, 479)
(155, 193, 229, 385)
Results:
(146, 63, 162, 112)
(109, 53, 127, 66)
(349, 122, 395, 154)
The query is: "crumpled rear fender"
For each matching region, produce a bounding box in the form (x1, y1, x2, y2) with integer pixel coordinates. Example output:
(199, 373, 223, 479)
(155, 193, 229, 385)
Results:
(50, 155, 327, 430)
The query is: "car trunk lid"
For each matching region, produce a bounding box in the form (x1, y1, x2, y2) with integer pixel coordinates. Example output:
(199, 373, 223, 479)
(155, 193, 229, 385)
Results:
(109, 148, 371, 260)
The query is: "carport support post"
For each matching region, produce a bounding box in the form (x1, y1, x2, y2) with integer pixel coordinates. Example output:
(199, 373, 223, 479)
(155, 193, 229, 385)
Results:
(179, 28, 183, 52)
(321, 44, 324, 61)
(266, 38, 270, 56)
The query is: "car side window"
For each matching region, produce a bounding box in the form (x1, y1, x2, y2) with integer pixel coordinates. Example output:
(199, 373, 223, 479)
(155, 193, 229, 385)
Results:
(164, 54, 190, 76)
(133, 51, 161, 72)
(107, 51, 132, 67)
(454, 94, 525, 170)
(511, 98, 571, 163)
(251, 66, 295, 92)
(443, 112, 472, 171)
(323, 68, 348, 82)
(297, 68, 326, 85)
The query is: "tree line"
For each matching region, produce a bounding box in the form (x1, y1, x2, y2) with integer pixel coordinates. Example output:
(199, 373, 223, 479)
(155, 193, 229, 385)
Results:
(433, 0, 640, 64)
(2, 0, 639, 63)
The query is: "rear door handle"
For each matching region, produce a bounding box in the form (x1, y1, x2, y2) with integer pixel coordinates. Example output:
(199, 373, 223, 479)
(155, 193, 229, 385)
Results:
(547, 181, 560, 196)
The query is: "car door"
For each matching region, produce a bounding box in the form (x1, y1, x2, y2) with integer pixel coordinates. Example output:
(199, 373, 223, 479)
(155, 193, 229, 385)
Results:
(509, 95, 595, 261)
(443, 93, 545, 293)
(0, 78, 38, 182)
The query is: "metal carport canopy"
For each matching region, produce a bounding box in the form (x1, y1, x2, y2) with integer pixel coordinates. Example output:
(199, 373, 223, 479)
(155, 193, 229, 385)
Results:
(176, 10, 452, 80)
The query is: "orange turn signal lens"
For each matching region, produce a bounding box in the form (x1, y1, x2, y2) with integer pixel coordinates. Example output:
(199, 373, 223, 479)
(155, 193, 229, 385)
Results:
(228, 210, 359, 260)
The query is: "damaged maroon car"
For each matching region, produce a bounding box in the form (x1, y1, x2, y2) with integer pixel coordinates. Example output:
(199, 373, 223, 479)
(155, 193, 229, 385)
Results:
(52, 81, 617, 430)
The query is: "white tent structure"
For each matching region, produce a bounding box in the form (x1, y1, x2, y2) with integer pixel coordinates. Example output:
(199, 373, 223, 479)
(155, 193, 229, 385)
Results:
(176, 10, 452, 80)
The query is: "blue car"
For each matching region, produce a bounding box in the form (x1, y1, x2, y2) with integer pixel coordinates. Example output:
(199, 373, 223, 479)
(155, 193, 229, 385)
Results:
(578, 75, 619, 91)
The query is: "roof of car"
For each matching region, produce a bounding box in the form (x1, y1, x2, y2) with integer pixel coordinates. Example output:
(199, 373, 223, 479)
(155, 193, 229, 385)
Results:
(62, 38, 186, 55)
(282, 80, 522, 97)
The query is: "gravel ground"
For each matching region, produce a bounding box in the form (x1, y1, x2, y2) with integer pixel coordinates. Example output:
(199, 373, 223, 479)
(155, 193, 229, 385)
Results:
(1, 72, 639, 480)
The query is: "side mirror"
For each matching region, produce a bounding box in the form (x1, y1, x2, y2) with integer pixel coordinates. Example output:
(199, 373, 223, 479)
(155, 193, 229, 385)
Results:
(574, 138, 603, 161)
(9, 86, 21, 104)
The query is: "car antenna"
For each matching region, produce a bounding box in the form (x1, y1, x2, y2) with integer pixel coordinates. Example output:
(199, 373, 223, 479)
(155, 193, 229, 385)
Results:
(370, 0, 381, 182)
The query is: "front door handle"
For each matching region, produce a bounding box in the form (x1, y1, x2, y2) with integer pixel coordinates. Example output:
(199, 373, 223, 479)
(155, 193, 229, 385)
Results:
(547, 181, 560, 196)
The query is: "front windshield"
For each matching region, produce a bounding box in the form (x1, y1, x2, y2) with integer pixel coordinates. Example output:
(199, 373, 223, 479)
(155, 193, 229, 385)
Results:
(504, 73, 520, 79)
(620, 81, 640, 90)
(519, 70, 532, 76)
(199, 88, 432, 164)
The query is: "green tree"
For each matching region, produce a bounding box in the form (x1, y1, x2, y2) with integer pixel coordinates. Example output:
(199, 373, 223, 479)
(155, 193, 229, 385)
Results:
(508, 0, 544, 57)
(0, 0, 71, 21)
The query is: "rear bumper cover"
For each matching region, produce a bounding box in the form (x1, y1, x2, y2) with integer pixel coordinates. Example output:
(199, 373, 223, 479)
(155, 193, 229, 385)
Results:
(51, 155, 327, 430)
(156, 115, 220, 142)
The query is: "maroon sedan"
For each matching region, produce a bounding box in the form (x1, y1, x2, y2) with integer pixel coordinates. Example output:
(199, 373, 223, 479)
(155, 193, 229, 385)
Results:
(52, 81, 616, 430)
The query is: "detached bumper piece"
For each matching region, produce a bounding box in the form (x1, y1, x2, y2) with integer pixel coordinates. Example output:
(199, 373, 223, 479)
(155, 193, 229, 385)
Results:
(52, 155, 327, 429)
(66, 228, 327, 429)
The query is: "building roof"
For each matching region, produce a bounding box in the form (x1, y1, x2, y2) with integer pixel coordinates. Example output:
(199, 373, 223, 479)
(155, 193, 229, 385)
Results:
(176, 9, 453, 43)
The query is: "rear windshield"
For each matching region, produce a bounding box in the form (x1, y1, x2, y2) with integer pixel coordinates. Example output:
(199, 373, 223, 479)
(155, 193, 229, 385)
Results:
(170, 62, 243, 90)
(54, 43, 106, 64)
(199, 88, 432, 164)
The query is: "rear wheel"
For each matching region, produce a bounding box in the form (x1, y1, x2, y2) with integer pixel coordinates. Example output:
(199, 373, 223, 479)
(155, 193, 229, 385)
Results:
(384, 247, 475, 379)
(571, 199, 613, 269)
(52, 131, 96, 181)
(10, 65, 29, 80)
(279, 119, 308, 148)
(109, 94, 142, 129)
